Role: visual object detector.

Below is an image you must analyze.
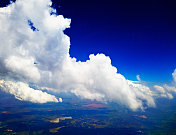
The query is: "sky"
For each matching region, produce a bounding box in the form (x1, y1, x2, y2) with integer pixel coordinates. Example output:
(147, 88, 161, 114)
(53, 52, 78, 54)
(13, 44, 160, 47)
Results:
(51, 0, 176, 82)
(0, 0, 176, 111)
(0, 0, 176, 82)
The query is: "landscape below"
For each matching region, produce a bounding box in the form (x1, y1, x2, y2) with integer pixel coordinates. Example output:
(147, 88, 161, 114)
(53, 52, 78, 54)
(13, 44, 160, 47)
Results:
(0, 91, 176, 135)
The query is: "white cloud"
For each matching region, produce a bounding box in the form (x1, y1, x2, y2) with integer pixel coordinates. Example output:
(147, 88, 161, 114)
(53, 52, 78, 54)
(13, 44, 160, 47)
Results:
(164, 84, 176, 93)
(167, 93, 173, 99)
(172, 69, 176, 82)
(152, 69, 176, 100)
(0, 0, 157, 110)
(5, 56, 40, 82)
(136, 75, 141, 81)
(153, 85, 173, 99)
(154, 85, 165, 93)
(0, 80, 59, 103)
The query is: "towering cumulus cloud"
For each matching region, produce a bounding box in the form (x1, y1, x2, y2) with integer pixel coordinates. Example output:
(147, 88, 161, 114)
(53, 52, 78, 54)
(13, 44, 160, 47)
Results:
(0, 0, 156, 110)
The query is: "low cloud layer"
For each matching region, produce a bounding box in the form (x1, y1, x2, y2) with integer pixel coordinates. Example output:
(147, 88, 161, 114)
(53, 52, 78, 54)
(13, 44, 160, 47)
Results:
(0, 0, 174, 110)
(153, 70, 176, 99)
(0, 80, 59, 103)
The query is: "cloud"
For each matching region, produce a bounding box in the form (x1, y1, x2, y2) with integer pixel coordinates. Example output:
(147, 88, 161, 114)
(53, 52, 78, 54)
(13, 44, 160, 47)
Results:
(154, 85, 173, 99)
(152, 69, 176, 100)
(136, 75, 141, 81)
(172, 69, 176, 82)
(0, 0, 157, 110)
(0, 80, 59, 103)
(154, 85, 165, 93)
(5, 56, 40, 82)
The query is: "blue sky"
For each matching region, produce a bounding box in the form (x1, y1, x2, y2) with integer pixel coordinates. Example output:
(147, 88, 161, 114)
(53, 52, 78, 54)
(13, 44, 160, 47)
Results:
(51, 0, 176, 83)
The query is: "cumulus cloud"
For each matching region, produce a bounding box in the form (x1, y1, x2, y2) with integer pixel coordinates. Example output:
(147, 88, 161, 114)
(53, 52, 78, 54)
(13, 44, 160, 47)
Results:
(0, 80, 59, 103)
(154, 85, 165, 93)
(152, 70, 176, 100)
(5, 56, 40, 82)
(154, 85, 173, 99)
(0, 0, 158, 110)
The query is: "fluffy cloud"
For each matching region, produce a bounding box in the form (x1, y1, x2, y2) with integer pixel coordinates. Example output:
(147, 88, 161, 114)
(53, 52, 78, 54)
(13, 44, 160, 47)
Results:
(152, 70, 176, 100)
(0, 80, 59, 103)
(154, 85, 166, 94)
(0, 0, 157, 110)
(5, 56, 40, 82)
(154, 85, 173, 99)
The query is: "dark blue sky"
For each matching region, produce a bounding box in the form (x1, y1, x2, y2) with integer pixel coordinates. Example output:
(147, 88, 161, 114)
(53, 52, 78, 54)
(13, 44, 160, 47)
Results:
(1, 0, 176, 82)
(52, 0, 176, 82)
